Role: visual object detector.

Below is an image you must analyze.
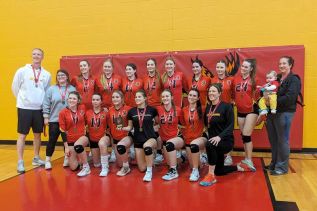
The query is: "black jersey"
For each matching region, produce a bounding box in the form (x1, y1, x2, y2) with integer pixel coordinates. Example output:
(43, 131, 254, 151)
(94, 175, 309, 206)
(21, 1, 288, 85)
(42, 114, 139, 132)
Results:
(204, 102, 234, 143)
(128, 105, 158, 143)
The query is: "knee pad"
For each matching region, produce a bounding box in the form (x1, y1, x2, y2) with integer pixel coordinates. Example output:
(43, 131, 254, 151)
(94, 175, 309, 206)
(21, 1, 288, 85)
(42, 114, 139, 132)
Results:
(190, 144, 200, 153)
(144, 146, 153, 156)
(242, 135, 251, 143)
(74, 145, 84, 153)
(117, 145, 126, 155)
(165, 142, 175, 152)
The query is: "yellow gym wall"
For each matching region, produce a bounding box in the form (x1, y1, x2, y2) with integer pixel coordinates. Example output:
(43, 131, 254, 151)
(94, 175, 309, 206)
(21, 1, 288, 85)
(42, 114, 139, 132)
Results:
(0, 0, 316, 148)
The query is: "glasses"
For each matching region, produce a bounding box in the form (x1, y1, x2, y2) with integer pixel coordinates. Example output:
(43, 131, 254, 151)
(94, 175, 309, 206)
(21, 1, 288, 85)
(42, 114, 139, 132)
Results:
(57, 74, 67, 77)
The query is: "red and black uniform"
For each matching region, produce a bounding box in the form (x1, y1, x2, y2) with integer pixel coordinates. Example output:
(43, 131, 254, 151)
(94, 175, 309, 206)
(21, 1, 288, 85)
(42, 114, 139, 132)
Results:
(211, 76, 234, 104)
(181, 106, 205, 145)
(127, 106, 158, 148)
(85, 109, 108, 142)
(107, 105, 131, 143)
(157, 105, 183, 142)
(96, 74, 122, 108)
(143, 74, 163, 107)
(187, 75, 211, 109)
(71, 76, 98, 110)
(122, 78, 143, 107)
(162, 72, 188, 107)
(59, 105, 86, 145)
(232, 75, 259, 115)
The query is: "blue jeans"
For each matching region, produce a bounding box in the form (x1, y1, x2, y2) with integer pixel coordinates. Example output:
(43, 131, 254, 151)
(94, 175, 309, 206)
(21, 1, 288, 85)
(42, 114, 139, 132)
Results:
(266, 112, 294, 173)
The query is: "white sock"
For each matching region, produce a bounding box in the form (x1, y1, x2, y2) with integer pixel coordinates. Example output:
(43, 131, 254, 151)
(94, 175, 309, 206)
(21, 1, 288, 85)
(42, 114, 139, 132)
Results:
(101, 155, 109, 167)
(146, 166, 152, 172)
(83, 163, 90, 169)
(46, 156, 51, 162)
(192, 168, 198, 172)
(123, 162, 129, 168)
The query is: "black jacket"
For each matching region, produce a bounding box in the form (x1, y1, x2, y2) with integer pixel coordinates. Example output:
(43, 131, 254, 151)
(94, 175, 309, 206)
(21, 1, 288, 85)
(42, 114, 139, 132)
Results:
(277, 72, 301, 113)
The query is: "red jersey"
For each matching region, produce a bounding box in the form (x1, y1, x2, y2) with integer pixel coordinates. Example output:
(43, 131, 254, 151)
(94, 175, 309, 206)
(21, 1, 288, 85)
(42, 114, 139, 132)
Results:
(59, 105, 86, 143)
(107, 105, 131, 140)
(233, 75, 259, 113)
(162, 71, 188, 107)
(96, 74, 122, 108)
(157, 105, 183, 141)
(122, 78, 143, 107)
(211, 76, 234, 104)
(181, 106, 205, 144)
(143, 74, 163, 107)
(71, 76, 98, 110)
(85, 109, 108, 141)
(187, 75, 211, 109)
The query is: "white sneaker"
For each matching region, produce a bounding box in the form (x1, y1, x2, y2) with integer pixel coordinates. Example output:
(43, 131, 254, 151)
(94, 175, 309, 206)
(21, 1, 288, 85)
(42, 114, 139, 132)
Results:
(154, 153, 164, 165)
(109, 150, 116, 163)
(143, 170, 152, 182)
(77, 166, 91, 177)
(241, 159, 256, 171)
(63, 156, 69, 167)
(271, 109, 276, 114)
(224, 154, 233, 166)
(189, 169, 200, 182)
(162, 168, 178, 181)
(45, 161, 52, 170)
(32, 157, 45, 166)
(17, 160, 25, 173)
(116, 166, 131, 176)
(200, 153, 208, 165)
(99, 166, 109, 177)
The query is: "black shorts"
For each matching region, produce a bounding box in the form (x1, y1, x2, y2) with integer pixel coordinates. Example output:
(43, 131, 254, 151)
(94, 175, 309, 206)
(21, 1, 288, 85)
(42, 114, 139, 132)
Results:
(134, 142, 145, 149)
(67, 142, 75, 146)
(237, 104, 259, 118)
(17, 108, 44, 134)
(89, 141, 99, 149)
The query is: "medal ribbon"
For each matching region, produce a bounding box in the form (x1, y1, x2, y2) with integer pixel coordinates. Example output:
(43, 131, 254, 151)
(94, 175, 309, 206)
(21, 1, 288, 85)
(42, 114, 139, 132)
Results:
(32, 66, 42, 86)
(137, 107, 147, 130)
(58, 85, 68, 103)
(207, 102, 221, 125)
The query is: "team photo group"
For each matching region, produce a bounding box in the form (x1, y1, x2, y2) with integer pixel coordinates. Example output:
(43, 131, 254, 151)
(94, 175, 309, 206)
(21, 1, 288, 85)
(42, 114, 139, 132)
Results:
(12, 48, 302, 186)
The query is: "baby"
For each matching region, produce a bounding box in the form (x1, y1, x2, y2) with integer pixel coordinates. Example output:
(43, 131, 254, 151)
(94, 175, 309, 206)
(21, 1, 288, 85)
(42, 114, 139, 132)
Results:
(258, 70, 279, 115)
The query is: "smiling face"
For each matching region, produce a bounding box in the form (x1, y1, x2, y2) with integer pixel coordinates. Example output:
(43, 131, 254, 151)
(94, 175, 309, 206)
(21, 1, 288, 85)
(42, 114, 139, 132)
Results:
(112, 92, 124, 106)
(208, 86, 221, 102)
(240, 61, 253, 77)
(161, 90, 173, 105)
(192, 62, 202, 76)
(279, 57, 292, 75)
(188, 90, 199, 105)
(165, 59, 175, 76)
(135, 92, 146, 106)
(266, 73, 277, 83)
(32, 49, 44, 64)
(79, 60, 90, 75)
(68, 93, 79, 108)
(147, 59, 156, 75)
(125, 65, 136, 78)
(103, 60, 113, 76)
(216, 62, 226, 77)
(56, 71, 68, 85)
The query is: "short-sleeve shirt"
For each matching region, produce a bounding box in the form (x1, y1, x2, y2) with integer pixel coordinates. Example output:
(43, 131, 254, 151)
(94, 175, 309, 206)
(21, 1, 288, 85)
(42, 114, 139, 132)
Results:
(85, 109, 108, 141)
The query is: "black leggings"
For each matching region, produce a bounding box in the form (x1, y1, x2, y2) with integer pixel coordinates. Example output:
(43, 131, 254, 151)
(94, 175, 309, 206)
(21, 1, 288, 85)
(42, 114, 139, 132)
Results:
(205, 140, 237, 176)
(46, 122, 61, 157)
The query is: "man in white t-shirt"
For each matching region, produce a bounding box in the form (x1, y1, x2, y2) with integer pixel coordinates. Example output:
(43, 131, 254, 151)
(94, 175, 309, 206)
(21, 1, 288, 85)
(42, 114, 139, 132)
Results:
(12, 48, 51, 173)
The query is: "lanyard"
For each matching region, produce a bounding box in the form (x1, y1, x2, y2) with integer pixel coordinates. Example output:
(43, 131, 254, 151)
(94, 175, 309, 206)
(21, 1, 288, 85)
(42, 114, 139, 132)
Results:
(163, 108, 173, 124)
(101, 75, 113, 91)
(93, 111, 101, 128)
(188, 108, 196, 128)
(32, 66, 42, 87)
(83, 77, 90, 92)
(137, 107, 147, 129)
(207, 102, 220, 125)
(58, 85, 68, 104)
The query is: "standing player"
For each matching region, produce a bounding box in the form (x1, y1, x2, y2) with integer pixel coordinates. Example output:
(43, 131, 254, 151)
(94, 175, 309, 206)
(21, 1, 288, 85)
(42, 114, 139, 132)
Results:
(85, 93, 110, 176)
(12, 48, 51, 173)
(122, 63, 143, 107)
(43, 69, 76, 169)
(162, 57, 188, 107)
(232, 59, 259, 171)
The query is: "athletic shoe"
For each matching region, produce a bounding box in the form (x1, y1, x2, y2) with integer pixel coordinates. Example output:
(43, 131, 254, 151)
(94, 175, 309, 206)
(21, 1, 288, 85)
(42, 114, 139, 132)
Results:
(271, 109, 277, 114)
(154, 153, 164, 165)
(176, 150, 181, 158)
(189, 169, 200, 182)
(162, 168, 178, 181)
(17, 160, 25, 174)
(116, 166, 131, 176)
(199, 173, 217, 186)
(63, 156, 69, 167)
(45, 161, 52, 170)
(270, 170, 287, 176)
(237, 162, 256, 172)
(77, 166, 91, 177)
(264, 164, 274, 171)
(224, 154, 233, 166)
(32, 157, 45, 166)
(99, 166, 109, 177)
(143, 170, 152, 182)
(94, 163, 101, 168)
(259, 110, 268, 116)
(242, 159, 256, 171)
(200, 153, 208, 165)
(109, 150, 116, 163)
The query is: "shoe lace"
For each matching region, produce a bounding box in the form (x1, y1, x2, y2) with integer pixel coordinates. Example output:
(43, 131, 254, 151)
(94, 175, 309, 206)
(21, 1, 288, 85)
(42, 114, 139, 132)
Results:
(202, 174, 214, 182)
